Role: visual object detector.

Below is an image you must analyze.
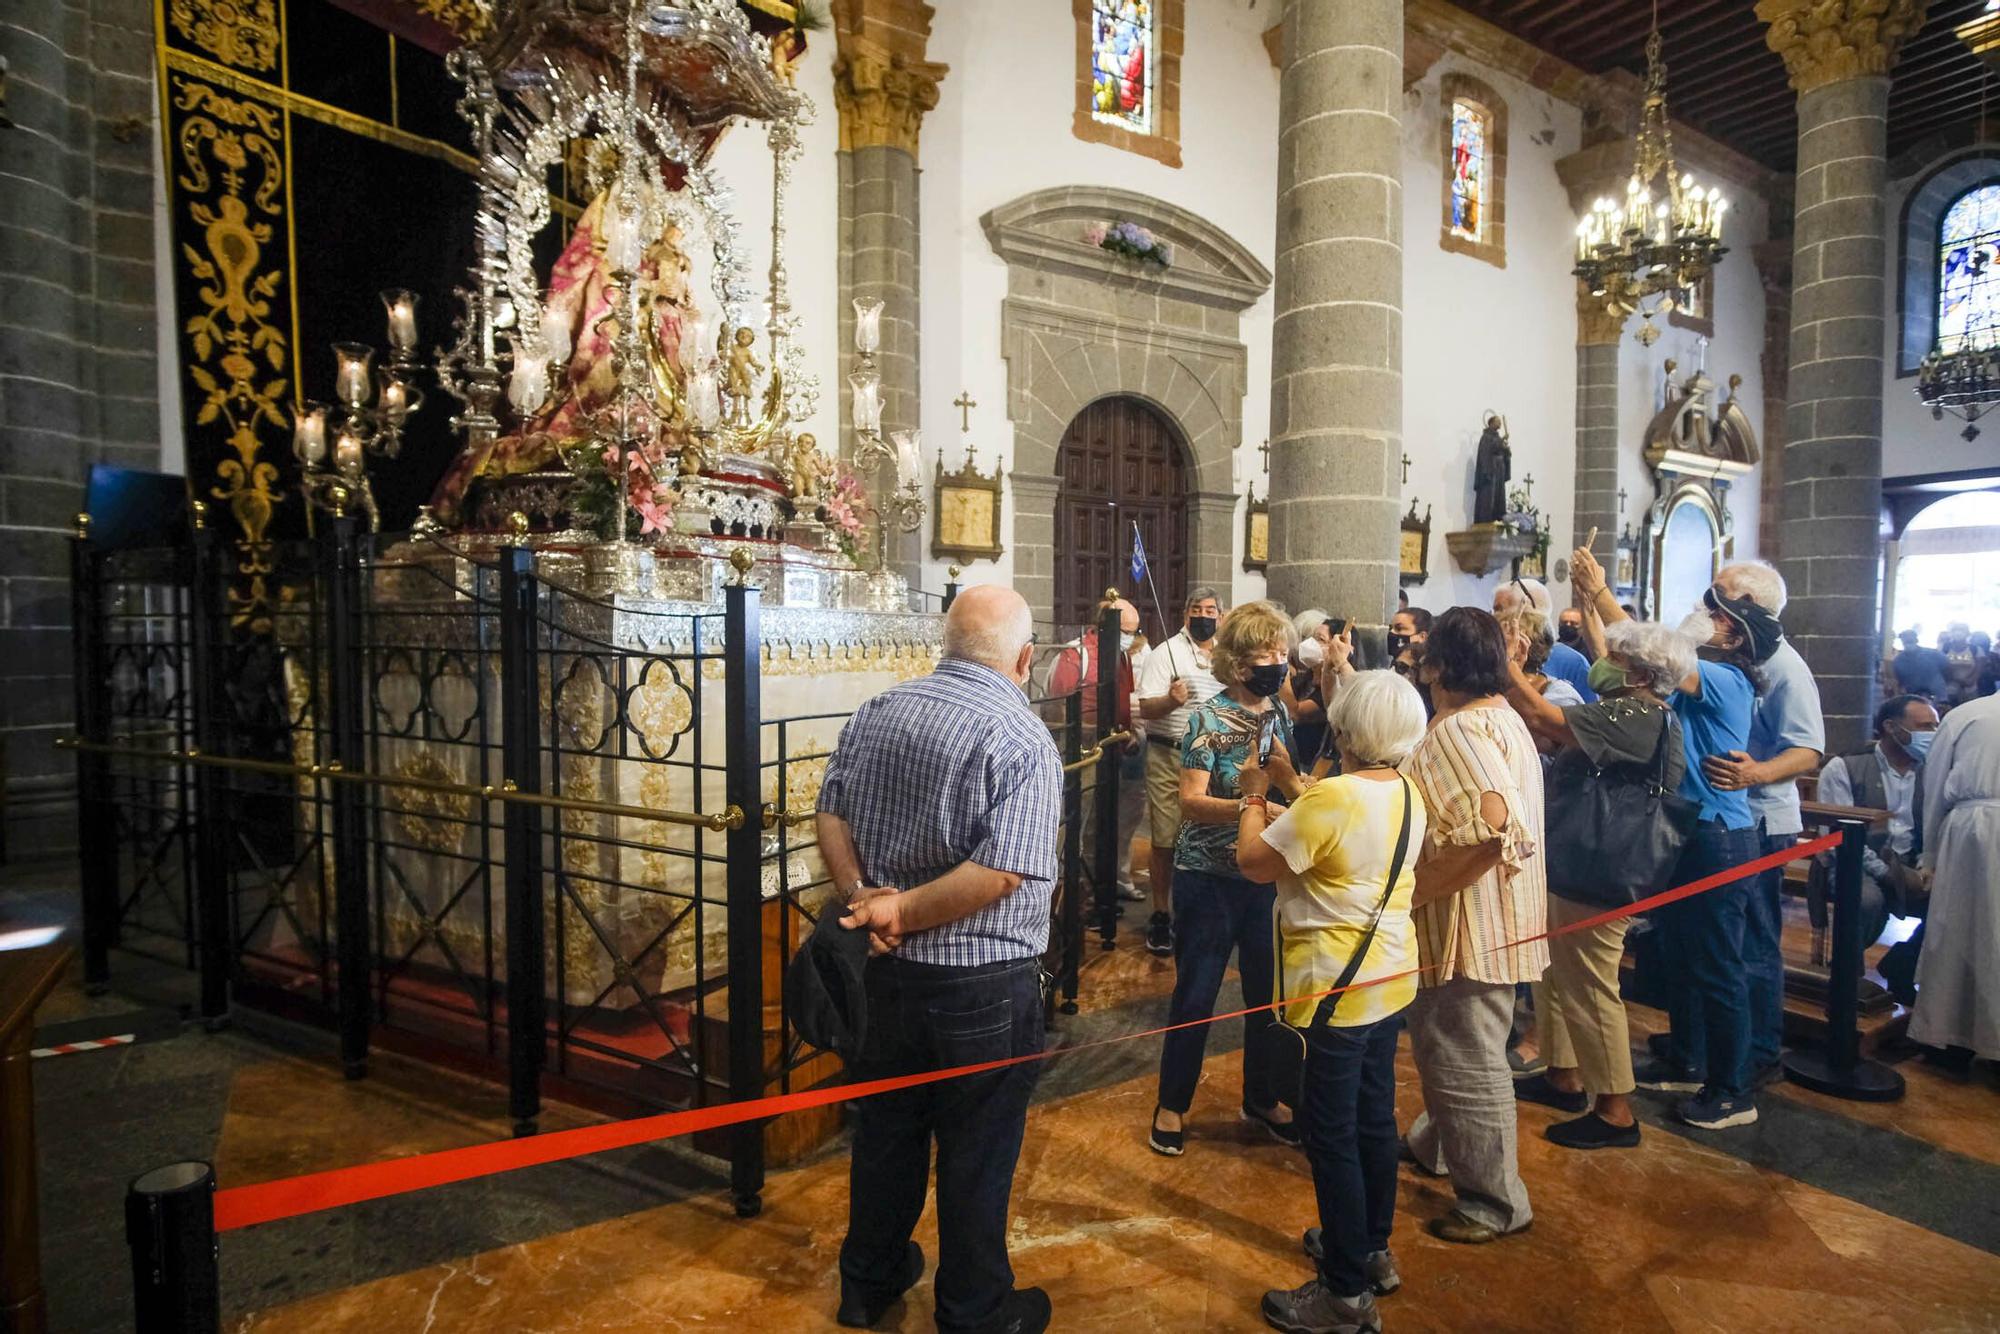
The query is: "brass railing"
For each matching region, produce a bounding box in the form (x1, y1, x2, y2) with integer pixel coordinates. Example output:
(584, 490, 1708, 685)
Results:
(56, 736, 746, 832)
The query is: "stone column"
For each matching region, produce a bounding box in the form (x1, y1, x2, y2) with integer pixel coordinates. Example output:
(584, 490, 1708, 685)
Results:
(1757, 0, 1924, 748)
(1265, 0, 1402, 624)
(831, 0, 946, 582)
(1572, 284, 1627, 570)
(1754, 238, 1793, 562)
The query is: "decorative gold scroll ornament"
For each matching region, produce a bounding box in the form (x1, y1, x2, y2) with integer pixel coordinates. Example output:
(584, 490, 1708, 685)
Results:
(173, 75, 291, 633)
(169, 0, 280, 72)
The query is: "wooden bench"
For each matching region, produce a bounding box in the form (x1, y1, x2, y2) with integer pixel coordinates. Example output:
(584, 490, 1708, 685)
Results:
(1, 941, 74, 1334)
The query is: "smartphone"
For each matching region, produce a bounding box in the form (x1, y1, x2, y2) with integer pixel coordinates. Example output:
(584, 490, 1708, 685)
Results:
(1255, 709, 1279, 764)
(1326, 617, 1348, 635)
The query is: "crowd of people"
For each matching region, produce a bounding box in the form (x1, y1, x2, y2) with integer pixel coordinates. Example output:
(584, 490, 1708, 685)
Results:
(812, 554, 1999, 1334)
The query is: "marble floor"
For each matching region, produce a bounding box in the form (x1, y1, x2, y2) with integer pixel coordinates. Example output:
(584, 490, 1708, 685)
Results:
(19, 869, 2000, 1332)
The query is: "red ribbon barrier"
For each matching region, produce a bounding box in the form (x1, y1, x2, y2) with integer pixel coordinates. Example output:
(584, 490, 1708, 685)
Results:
(211, 829, 1841, 1232)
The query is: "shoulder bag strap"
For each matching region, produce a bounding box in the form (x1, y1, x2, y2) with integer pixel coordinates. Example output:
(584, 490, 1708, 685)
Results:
(1309, 776, 1414, 1028)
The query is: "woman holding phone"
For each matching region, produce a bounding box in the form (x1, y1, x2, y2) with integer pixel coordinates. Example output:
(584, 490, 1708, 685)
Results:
(1150, 600, 1310, 1157)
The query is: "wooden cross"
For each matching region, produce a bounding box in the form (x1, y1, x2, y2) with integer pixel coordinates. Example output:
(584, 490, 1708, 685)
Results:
(1400, 451, 1411, 485)
(1258, 438, 1271, 473)
(953, 390, 977, 432)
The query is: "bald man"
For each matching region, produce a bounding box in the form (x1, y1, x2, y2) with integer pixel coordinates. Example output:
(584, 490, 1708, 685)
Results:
(818, 583, 1060, 1334)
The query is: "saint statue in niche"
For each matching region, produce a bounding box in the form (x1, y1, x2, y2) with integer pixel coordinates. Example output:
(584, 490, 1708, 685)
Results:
(1472, 411, 1511, 525)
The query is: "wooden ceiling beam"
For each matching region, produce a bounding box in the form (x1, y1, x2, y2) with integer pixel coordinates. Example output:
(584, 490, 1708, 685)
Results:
(1537, 0, 1737, 53)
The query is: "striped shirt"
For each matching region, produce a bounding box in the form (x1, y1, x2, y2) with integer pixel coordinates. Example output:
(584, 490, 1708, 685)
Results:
(817, 657, 1063, 966)
(1401, 705, 1549, 987)
(1135, 630, 1222, 743)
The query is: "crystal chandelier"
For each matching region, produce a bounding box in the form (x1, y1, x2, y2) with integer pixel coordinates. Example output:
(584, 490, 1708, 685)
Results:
(1572, 15, 1728, 346)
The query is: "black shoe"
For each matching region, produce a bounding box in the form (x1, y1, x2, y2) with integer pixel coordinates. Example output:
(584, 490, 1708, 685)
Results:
(1146, 911, 1174, 956)
(971, 1286, 1052, 1334)
(1244, 1103, 1303, 1146)
(836, 1241, 923, 1328)
(1513, 1073, 1589, 1114)
(1149, 1105, 1185, 1157)
(1544, 1111, 1641, 1150)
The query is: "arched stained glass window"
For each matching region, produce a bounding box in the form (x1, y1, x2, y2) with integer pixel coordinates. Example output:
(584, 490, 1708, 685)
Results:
(1938, 183, 2000, 355)
(1090, 0, 1154, 134)
(1450, 99, 1490, 243)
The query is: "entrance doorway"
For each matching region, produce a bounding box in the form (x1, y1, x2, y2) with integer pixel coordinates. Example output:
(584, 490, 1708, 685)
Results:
(1054, 396, 1189, 642)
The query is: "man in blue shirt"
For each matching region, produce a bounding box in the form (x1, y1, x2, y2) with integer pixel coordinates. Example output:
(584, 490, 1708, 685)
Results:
(1495, 576, 1596, 703)
(1697, 563, 1824, 1089)
(818, 584, 1061, 1334)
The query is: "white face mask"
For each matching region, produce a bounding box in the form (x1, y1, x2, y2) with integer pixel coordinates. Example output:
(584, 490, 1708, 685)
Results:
(1119, 631, 1137, 651)
(1677, 610, 1715, 647)
(1295, 637, 1326, 669)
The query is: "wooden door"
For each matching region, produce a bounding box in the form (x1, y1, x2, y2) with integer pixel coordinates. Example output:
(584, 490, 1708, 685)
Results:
(1054, 396, 1189, 644)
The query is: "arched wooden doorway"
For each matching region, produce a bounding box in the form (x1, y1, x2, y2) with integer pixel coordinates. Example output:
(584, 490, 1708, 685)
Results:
(1054, 396, 1189, 642)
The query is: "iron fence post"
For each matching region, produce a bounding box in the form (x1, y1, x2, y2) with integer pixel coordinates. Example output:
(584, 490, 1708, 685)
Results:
(1059, 690, 1083, 1016)
(1781, 818, 1905, 1101)
(498, 546, 546, 1137)
(71, 522, 116, 990)
(320, 514, 371, 1080)
(1093, 601, 1121, 951)
(723, 575, 765, 1217)
(186, 522, 232, 1025)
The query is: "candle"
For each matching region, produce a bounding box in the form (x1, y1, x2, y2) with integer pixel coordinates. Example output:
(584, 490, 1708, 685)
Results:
(333, 343, 374, 407)
(848, 369, 882, 435)
(891, 429, 922, 485)
(689, 364, 722, 431)
(1655, 201, 1670, 245)
(333, 426, 364, 476)
(541, 302, 572, 367)
(604, 199, 644, 273)
(379, 377, 408, 420)
(292, 402, 327, 466)
(381, 289, 419, 352)
(852, 297, 884, 355)
(683, 309, 711, 369)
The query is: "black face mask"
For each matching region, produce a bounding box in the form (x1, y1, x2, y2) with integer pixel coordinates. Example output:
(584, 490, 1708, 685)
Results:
(1386, 632, 1409, 658)
(1557, 623, 1580, 645)
(1245, 662, 1288, 699)
(1188, 615, 1218, 642)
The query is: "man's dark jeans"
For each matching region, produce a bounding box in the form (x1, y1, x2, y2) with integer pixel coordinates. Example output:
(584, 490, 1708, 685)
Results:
(1157, 866, 1280, 1114)
(1658, 819, 1761, 1099)
(1743, 827, 1791, 1069)
(1301, 1014, 1401, 1298)
(840, 955, 1044, 1333)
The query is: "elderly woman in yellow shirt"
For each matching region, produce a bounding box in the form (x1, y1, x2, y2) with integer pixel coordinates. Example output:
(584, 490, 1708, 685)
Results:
(1236, 670, 1431, 1334)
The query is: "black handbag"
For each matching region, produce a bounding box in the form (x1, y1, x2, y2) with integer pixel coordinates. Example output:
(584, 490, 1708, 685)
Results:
(1254, 776, 1414, 1111)
(1545, 707, 1699, 909)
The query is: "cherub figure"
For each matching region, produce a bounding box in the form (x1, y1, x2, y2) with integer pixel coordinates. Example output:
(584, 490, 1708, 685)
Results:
(725, 326, 763, 428)
(678, 435, 707, 479)
(788, 432, 826, 503)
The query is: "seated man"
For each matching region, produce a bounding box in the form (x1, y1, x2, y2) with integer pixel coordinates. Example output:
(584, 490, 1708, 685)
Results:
(1815, 694, 1938, 1000)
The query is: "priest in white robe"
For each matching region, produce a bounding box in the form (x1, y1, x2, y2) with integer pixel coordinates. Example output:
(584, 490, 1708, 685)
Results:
(1912, 691, 2000, 1061)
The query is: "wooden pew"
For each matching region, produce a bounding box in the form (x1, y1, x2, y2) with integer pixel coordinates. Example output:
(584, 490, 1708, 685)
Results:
(1, 942, 73, 1334)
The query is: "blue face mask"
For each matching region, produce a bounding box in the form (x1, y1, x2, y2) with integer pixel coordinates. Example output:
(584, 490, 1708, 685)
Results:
(1900, 727, 1936, 762)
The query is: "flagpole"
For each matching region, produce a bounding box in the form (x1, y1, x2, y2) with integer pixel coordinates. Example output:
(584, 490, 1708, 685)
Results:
(1131, 519, 1182, 681)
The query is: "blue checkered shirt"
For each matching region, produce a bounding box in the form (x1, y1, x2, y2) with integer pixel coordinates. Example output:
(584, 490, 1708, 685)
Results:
(817, 656, 1063, 966)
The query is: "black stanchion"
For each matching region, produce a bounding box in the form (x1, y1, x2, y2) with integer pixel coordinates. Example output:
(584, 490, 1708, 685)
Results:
(498, 545, 546, 1138)
(186, 511, 233, 1026)
(319, 514, 371, 1080)
(1058, 690, 1084, 1016)
(1093, 599, 1121, 951)
(1781, 817, 1906, 1102)
(942, 566, 961, 612)
(722, 566, 766, 1218)
(125, 1161, 220, 1334)
(70, 517, 117, 992)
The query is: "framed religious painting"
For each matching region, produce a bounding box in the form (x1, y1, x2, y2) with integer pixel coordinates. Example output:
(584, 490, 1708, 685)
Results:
(1399, 499, 1431, 586)
(931, 453, 1005, 562)
(1242, 487, 1269, 572)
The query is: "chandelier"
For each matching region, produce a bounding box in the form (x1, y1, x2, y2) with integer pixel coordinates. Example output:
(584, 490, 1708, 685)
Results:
(1573, 17, 1728, 346)
(1913, 65, 2000, 441)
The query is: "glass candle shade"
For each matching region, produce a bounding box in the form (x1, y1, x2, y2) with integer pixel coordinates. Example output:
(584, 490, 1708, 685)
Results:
(333, 426, 364, 477)
(541, 302, 573, 367)
(852, 297, 884, 355)
(379, 376, 409, 421)
(507, 358, 549, 415)
(891, 429, 922, 485)
(332, 343, 374, 408)
(292, 402, 328, 466)
(682, 309, 712, 370)
(848, 369, 882, 436)
(689, 364, 722, 431)
(381, 289, 419, 352)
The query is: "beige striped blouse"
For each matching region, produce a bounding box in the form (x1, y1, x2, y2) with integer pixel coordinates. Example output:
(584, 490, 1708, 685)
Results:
(1401, 704, 1550, 987)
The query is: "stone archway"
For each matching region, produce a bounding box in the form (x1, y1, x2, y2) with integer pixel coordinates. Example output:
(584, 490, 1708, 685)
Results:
(981, 186, 1271, 620)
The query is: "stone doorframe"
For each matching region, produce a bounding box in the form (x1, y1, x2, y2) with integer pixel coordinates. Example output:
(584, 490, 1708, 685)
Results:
(980, 186, 1272, 620)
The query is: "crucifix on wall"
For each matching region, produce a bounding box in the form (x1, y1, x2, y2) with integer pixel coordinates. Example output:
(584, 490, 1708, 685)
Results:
(953, 390, 977, 433)
(1258, 438, 1270, 473)
(1401, 451, 1411, 485)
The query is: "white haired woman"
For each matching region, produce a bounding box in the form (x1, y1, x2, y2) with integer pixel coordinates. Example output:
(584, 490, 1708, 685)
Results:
(1502, 617, 1694, 1149)
(1236, 671, 1431, 1334)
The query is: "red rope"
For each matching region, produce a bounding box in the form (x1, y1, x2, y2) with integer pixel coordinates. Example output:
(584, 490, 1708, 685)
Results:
(211, 830, 1840, 1232)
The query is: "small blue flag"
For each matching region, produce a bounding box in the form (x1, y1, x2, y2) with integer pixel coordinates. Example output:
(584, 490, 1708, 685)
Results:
(1130, 523, 1148, 584)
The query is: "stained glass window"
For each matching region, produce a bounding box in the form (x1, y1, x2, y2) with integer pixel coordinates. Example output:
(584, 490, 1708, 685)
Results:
(1938, 183, 2000, 355)
(1450, 99, 1488, 242)
(1090, 0, 1154, 135)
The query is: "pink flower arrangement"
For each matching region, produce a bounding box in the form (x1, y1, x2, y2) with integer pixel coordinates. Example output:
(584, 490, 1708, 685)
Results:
(1082, 221, 1109, 247)
(624, 442, 676, 537)
(1088, 218, 1173, 268)
(825, 472, 868, 539)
